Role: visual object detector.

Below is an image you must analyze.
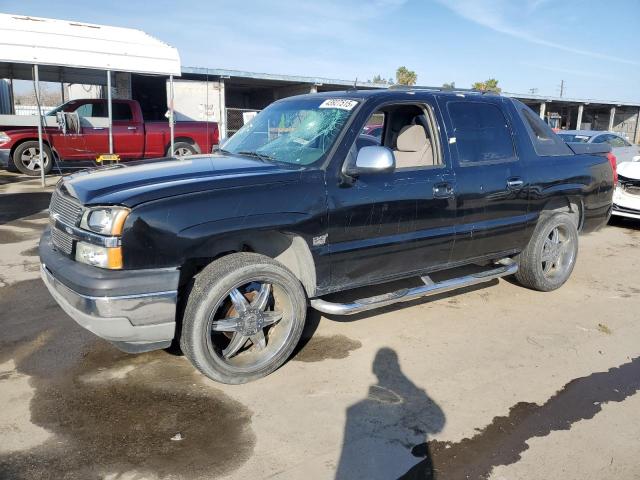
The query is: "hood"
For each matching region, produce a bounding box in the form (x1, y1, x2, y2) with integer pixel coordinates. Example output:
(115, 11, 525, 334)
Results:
(618, 160, 640, 180)
(62, 154, 302, 206)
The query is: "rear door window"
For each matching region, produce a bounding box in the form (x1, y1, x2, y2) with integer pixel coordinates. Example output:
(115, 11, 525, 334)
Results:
(447, 101, 516, 164)
(608, 135, 629, 147)
(113, 103, 133, 121)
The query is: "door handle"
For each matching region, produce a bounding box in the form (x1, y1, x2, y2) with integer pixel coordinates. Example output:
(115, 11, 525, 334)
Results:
(92, 127, 105, 130)
(507, 178, 524, 189)
(433, 182, 454, 198)
(127, 126, 137, 130)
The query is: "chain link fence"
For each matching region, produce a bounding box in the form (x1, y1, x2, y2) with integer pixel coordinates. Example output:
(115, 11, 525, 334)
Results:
(226, 108, 261, 136)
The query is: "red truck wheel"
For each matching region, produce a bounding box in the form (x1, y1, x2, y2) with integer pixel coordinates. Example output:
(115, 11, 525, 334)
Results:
(12, 141, 53, 176)
(168, 142, 198, 158)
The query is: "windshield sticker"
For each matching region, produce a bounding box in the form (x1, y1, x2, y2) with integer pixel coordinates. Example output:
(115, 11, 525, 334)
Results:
(319, 99, 358, 111)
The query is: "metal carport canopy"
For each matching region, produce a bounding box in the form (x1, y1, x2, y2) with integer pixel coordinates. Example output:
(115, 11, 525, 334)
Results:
(0, 13, 180, 76)
(0, 13, 181, 186)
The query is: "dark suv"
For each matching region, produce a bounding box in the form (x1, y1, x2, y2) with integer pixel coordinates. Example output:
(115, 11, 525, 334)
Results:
(40, 89, 615, 383)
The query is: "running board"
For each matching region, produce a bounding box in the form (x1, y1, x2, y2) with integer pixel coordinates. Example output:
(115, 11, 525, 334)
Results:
(310, 262, 518, 315)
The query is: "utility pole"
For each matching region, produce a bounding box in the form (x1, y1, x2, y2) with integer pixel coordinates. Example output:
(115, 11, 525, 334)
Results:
(529, 88, 538, 95)
(558, 80, 565, 98)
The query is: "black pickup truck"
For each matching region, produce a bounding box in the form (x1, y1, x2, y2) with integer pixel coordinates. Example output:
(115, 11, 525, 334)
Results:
(40, 89, 615, 383)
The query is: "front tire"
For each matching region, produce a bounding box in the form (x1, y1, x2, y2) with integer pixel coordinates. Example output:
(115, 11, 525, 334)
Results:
(180, 252, 307, 384)
(516, 212, 578, 291)
(12, 141, 53, 176)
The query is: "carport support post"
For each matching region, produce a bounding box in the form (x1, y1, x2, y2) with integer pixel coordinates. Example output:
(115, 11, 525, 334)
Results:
(34, 64, 45, 188)
(608, 107, 616, 132)
(169, 75, 175, 157)
(107, 70, 113, 154)
(576, 104, 584, 130)
(539, 102, 546, 120)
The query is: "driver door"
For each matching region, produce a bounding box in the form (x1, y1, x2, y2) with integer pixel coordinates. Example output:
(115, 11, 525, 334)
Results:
(326, 99, 457, 289)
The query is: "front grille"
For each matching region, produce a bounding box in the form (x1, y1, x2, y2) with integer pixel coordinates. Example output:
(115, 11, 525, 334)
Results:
(624, 185, 640, 197)
(51, 227, 74, 255)
(619, 174, 640, 197)
(50, 190, 83, 226)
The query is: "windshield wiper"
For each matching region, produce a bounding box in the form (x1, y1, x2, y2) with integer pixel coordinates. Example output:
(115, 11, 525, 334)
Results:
(236, 150, 275, 162)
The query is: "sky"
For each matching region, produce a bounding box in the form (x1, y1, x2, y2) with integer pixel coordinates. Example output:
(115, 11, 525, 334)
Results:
(4, 0, 640, 102)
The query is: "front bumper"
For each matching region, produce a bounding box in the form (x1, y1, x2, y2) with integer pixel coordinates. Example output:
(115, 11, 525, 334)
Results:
(39, 230, 180, 353)
(612, 186, 640, 220)
(0, 148, 10, 168)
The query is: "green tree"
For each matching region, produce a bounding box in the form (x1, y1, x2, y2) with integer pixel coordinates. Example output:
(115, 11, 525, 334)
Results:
(396, 66, 417, 86)
(471, 78, 501, 93)
(370, 74, 391, 85)
(442, 81, 456, 89)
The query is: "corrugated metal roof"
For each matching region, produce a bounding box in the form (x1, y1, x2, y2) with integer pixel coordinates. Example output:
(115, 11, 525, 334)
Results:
(183, 67, 640, 108)
(182, 66, 388, 89)
(0, 13, 180, 76)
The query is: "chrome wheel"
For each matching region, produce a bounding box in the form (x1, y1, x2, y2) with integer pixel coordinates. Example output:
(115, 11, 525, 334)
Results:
(206, 278, 294, 371)
(174, 146, 193, 157)
(541, 224, 575, 279)
(20, 147, 50, 172)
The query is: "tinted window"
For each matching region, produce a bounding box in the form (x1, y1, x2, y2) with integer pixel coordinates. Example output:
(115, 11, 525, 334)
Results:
(113, 103, 133, 121)
(558, 133, 591, 143)
(448, 101, 515, 163)
(592, 135, 608, 144)
(516, 102, 572, 156)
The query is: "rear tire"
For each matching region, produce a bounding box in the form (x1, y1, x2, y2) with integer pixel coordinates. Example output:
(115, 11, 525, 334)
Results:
(180, 252, 307, 384)
(516, 212, 578, 291)
(168, 142, 197, 157)
(12, 141, 53, 176)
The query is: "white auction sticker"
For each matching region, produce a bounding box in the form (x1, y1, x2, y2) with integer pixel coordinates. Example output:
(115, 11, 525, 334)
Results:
(319, 99, 358, 110)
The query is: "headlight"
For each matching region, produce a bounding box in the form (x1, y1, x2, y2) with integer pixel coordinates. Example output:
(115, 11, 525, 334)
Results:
(75, 242, 123, 269)
(0, 131, 10, 144)
(80, 207, 129, 235)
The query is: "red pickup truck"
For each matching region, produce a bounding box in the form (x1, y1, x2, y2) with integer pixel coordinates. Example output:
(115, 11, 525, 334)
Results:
(0, 99, 219, 175)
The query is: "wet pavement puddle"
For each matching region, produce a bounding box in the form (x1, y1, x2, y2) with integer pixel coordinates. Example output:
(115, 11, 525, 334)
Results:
(292, 334, 362, 362)
(401, 356, 640, 479)
(0, 279, 256, 480)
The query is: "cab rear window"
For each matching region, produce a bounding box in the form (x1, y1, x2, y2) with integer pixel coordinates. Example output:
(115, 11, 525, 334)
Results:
(514, 100, 572, 156)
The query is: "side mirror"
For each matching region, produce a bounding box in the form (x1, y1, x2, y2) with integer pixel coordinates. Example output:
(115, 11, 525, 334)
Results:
(56, 112, 67, 134)
(353, 146, 395, 174)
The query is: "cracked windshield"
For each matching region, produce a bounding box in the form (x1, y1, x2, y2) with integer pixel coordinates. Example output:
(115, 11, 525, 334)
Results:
(222, 98, 359, 165)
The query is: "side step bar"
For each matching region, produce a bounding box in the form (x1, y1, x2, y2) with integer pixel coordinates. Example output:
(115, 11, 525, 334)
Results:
(310, 262, 518, 315)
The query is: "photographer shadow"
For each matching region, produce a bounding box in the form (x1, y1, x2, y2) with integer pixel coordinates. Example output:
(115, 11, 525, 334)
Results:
(335, 347, 445, 479)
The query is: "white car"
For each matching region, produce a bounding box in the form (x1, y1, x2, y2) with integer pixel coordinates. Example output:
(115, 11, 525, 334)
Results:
(558, 130, 640, 164)
(613, 161, 640, 220)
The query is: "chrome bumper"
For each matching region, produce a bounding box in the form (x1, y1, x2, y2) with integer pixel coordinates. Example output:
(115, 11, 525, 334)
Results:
(41, 263, 177, 352)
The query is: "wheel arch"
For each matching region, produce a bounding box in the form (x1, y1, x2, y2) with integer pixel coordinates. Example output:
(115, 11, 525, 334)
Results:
(182, 229, 317, 297)
(540, 196, 584, 230)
